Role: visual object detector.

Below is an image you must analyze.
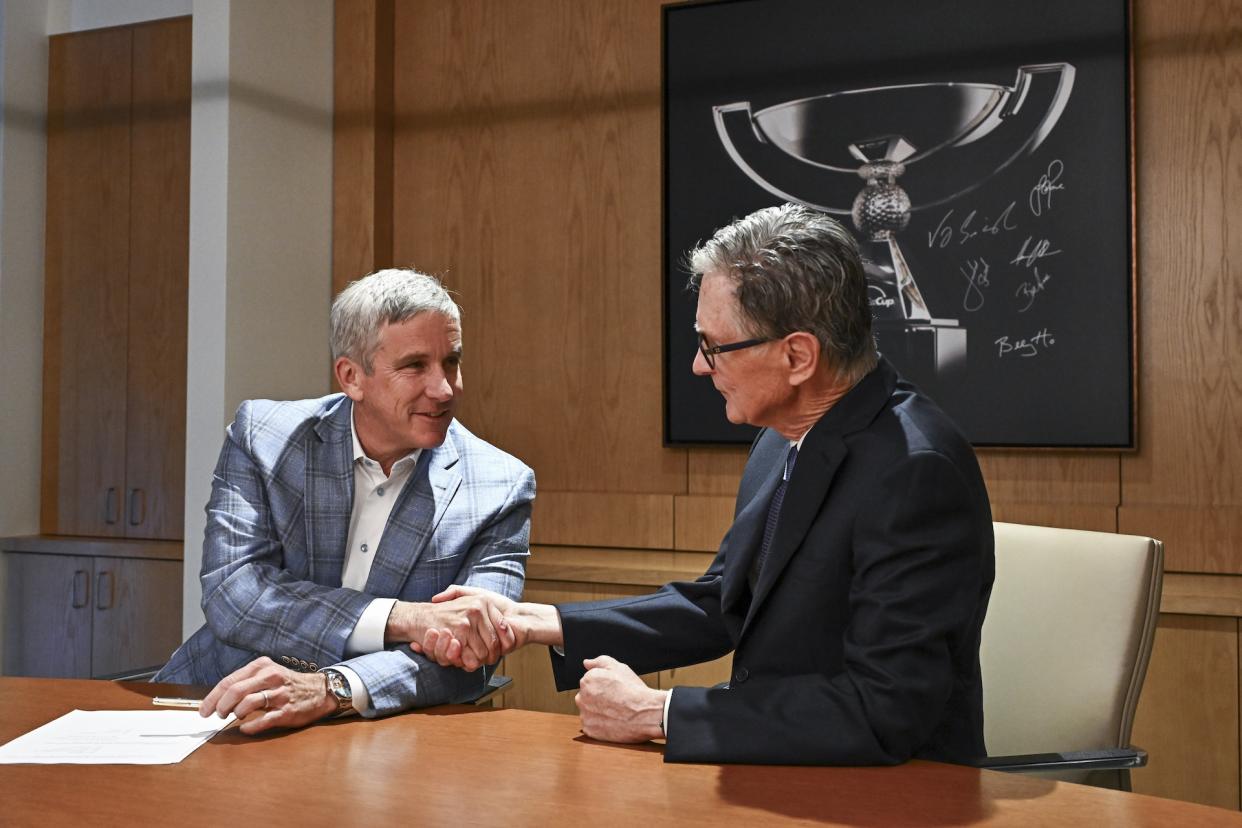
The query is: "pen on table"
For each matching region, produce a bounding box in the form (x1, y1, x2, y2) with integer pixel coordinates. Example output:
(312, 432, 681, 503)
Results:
(152, 696, 202, 709)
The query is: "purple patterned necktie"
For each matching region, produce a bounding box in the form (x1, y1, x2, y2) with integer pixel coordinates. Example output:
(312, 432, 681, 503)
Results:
(754, 444, 799, 584)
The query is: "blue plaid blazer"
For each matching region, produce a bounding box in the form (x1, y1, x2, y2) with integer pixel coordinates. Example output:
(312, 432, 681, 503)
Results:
(154, 394, 535, 716)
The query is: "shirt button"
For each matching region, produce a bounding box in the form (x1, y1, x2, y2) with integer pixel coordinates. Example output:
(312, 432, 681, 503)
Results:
(733, 668, 749, 683)
(376, 487, 385, 496)
(361, 543, 369, 553)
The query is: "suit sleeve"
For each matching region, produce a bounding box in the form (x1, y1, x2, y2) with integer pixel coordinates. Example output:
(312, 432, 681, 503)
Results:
(666, 450, 989, 765)
(198, 402, 374, 669)
(549, 545, 735, 690)
(336, 465, 535, 715)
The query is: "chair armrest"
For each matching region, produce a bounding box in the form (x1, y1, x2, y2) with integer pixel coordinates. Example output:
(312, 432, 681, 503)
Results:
(977, 747, 1147, 773)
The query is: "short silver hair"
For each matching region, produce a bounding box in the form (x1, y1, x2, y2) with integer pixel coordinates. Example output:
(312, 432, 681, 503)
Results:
(688, 203, 878, 383)
(330, 268, 461, 373)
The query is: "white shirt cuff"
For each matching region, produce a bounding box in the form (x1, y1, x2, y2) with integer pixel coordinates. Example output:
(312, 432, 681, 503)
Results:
(345, 598, 396, 656)
(331, 664, 370, 717)
(662, 688, 673, 738)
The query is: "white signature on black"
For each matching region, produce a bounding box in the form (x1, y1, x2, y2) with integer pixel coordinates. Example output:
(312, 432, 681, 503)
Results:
(960, 258, 990, 312)
(1029, 159, 1065, 217)
(995, 327, 1055, 358)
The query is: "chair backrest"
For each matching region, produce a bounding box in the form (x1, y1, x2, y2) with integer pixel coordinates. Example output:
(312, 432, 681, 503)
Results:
(980, 522, 1163, 758)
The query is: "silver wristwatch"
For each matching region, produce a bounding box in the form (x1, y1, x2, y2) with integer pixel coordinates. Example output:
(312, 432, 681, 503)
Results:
(321, 668, 353, 717)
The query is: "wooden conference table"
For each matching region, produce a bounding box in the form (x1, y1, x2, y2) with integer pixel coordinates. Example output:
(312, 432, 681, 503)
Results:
(1, 677, 1239, 826)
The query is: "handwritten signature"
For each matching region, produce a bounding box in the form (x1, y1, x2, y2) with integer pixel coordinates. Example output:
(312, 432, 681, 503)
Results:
(927, 201, 1019, 249)
(1015, 268, 1051, 313)
(960, 258, 990, 312)
(995, 328, 1055, 358)
(1029, 160, 1065, 217)
(1011, 235, 1062, 269)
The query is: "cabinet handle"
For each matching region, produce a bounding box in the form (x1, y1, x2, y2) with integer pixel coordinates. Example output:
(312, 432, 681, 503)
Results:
(104, 487, 119, 524)
(127, 488, 146, 526)
(96, 570, 115, 611)
(71, 569, 90, 609)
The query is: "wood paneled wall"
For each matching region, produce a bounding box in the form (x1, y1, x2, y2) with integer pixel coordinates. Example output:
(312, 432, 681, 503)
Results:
(336, 0, 1241, 574)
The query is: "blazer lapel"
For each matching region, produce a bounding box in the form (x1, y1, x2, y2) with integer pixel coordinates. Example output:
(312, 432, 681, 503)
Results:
(743, 435, 847, 633)
(738, 359, 899, 634)
(304, 396, 355, 587)
(721, 458, 784, 614)
(364, 425, 463, 597)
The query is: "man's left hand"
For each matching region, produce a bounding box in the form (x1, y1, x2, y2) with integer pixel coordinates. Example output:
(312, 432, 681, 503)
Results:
(575, 655, 668, 744)
(198, 656, 338, 735)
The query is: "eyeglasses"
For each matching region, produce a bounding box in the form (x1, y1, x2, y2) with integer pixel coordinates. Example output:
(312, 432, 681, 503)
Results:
(697, 332, 772, 370)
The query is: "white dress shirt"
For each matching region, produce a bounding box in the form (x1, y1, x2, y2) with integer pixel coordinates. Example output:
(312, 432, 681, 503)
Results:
(330, 412, 422, 714)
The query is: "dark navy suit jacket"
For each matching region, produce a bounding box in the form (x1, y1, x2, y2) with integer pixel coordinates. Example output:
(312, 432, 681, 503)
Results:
(551, 359, 994, 765)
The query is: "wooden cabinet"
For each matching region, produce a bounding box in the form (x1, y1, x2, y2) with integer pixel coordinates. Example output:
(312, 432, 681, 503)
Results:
(40, 17, 190, 541)
(2, 538, 183, 679)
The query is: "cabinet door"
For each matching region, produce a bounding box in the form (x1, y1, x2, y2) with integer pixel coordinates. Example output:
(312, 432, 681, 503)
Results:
(42, 27, 132, 537)
(2, 553, 93, 677)
(124, 17, 190, 540)
(91, 557, 183, 679)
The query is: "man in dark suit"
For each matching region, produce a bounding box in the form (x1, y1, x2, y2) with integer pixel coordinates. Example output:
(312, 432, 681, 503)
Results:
(420, 203, 994, 765)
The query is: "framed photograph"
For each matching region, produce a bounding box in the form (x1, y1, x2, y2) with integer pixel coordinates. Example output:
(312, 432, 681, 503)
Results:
(662, 0, 1135, 448)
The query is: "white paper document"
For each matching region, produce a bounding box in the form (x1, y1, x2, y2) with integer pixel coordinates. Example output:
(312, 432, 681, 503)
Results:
(0, 709, 233, 765)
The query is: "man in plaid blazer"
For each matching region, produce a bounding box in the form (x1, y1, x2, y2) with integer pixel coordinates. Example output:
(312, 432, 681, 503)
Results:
(155, 269, 534, 735)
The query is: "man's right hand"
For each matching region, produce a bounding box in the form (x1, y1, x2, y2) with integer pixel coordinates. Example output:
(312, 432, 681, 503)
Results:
(409, 586, 564, 668)
(385, 593, 515, 672)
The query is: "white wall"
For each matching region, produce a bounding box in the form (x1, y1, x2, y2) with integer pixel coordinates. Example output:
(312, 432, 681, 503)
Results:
(183, 0, 333, 636)
(49, 0, 191, 34)
(0, 0, 334, 648)
(0, 0, 59, 670)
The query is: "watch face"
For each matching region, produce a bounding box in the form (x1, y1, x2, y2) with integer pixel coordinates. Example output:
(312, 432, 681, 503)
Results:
(327, 670, 352, 700)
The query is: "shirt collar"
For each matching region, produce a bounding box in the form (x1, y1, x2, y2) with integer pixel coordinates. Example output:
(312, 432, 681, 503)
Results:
(350, 408, 421, 470)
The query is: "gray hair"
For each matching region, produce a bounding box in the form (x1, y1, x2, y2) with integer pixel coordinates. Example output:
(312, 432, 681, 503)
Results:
(330, 268, 461, 373)
(687, 203, 877, 382)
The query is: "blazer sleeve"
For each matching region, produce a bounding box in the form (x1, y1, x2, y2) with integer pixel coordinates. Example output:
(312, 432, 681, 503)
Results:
(336, 465, 535, 715)
(198, 402, 374, 669)
(549, 549, 735, 690)
(665, 449, 990, 765)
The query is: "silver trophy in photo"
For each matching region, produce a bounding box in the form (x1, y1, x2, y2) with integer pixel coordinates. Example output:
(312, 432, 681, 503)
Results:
(714, 63, 1075, 379)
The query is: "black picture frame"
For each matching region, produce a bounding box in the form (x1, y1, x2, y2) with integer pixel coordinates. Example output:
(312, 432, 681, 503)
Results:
(662, 0, 1136, 449)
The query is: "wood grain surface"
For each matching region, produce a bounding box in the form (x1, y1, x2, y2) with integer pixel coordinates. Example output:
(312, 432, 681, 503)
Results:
(1120, 0, 1242, 556)
(1131, 615, 1241, 809)
(125, 17, 190, 541)
(389, 0, 683, 495)
(4, 678, 1242, 826)
(332, 0, 393, 299)
(41, 26, 133, 537)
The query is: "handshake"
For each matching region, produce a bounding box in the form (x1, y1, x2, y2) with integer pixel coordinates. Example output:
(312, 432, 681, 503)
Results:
(386, 586, 564, 672)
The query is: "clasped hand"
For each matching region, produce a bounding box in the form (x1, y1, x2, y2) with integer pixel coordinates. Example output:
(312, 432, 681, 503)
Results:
(406, 586, 529, 670)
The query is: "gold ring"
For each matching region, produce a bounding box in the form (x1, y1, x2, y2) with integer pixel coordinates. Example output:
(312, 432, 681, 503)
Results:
(261, 689, 270, 709)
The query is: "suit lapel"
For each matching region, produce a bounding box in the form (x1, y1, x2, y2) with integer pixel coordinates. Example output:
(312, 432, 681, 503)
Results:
(738, 359, 900, 635)
(743, 435, 847, 634)
(364, 424, 463, 597)
(721, 453, 784, 613)
(304, 396, 355, 587)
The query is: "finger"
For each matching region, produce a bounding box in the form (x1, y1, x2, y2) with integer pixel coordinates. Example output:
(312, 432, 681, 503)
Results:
(497, 614, 518, 652)
(582, 654, 617, 671)
(484, 602, 508, 660)
(214, 674, 273, 718)
(238, 708, 279, 736)
(232, 688, 277, 721)
(431, 584, 477, 603)
(465, 613, 498, 665)
(432, 628, 456, 665)
(200, 658, 265, 716)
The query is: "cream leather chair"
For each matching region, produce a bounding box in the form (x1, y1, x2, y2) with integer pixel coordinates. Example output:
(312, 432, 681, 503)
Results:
(978, 522, 1163, 789)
